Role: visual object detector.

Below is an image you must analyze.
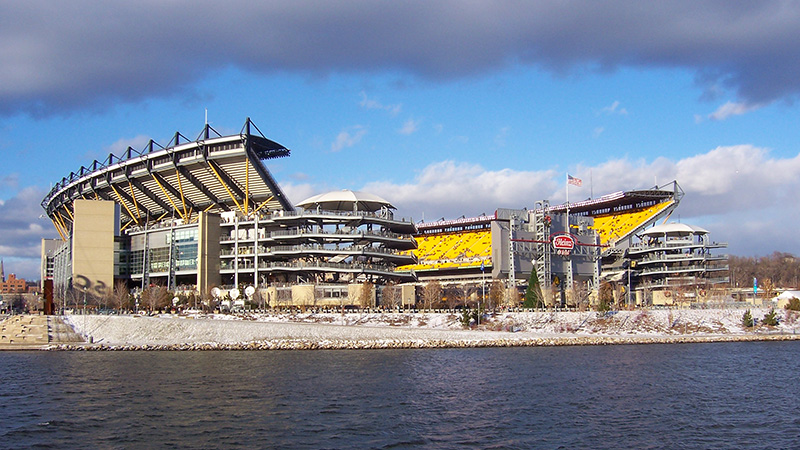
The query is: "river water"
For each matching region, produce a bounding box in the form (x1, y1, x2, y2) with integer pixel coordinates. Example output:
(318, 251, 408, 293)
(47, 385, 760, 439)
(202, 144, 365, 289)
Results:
(2, 342, 799, 449)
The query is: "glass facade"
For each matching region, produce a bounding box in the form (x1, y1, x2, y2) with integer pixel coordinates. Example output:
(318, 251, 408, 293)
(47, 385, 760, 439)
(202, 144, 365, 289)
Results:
(114, 238, 130, 277)
(128, 226, 199, 276)
(173, 228, 198, 272)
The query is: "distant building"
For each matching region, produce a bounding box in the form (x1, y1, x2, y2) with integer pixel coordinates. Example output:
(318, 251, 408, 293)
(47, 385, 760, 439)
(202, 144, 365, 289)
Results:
(41, 238, 62, 290)
(1, 273, 28, 294)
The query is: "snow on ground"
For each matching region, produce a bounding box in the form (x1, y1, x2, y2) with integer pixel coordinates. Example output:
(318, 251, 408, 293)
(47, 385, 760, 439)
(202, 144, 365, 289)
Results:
(63, 308, 800, 348)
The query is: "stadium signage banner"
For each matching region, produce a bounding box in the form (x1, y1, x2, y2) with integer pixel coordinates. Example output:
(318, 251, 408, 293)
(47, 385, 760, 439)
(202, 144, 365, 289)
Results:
(552, 234, 576, 256)
(418, 215, 493, 229)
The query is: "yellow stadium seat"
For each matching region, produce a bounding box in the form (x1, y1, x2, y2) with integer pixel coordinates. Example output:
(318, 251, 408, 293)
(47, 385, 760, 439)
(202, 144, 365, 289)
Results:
(593, 200, 674, 245)
(396, 229, 493, 272)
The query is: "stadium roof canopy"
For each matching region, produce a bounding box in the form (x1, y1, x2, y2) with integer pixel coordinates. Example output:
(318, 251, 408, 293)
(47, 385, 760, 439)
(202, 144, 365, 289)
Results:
(640, 223, 709, 236)
(548, 180, 684, 216)
(296, 189, 395, 212)
(42, 118, 293, 240)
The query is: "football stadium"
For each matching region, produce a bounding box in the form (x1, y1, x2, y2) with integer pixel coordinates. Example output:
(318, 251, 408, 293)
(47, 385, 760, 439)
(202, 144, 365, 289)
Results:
(41, 119, 728, 310)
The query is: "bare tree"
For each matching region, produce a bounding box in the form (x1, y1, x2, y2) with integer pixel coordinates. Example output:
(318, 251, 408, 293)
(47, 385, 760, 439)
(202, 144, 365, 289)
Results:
(445, 285, 460, 310)
(459, 284, 477, 309)
(276, 287, 292, 309)
(640, 284, 653, 307)
(110, 280, 131, 312)
(200, 285, 217, 312)
(381, 281, 400, 309)
(251, 289, 265, 310)
(541, 284, 555, 308)
(8, 293, 26, 313)
(65, 287, 81, 312)
(506, 286, 521, 307)
(597, 282, 614, 312)
(487, 280, 505, 310)
(359, 280, 374, 308)
(762, 278, 776, 301)
(444, 284, 474, 309)
(422, 280, 443, 310)
(729, 252, 800, 289)
(314, 285, 325, 309)
(185, 291, 200, 310)
(569, 281, 591, 311)
(298, 286, 315, 312)
(141, 284, 171, 312)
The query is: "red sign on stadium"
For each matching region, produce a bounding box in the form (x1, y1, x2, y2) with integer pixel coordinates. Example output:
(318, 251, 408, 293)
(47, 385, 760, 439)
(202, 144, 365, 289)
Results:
(552, 234, 575, 256)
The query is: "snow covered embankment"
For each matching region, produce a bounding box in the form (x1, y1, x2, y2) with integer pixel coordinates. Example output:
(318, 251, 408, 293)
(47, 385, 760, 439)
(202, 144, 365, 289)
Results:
(57, 308, 800, 350)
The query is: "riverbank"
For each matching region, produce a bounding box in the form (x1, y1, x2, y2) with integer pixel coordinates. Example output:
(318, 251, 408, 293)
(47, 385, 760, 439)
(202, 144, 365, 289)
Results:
(38, 307, 800, 350)
(0, 314, 85, 350)
(52, 332, 800, 351)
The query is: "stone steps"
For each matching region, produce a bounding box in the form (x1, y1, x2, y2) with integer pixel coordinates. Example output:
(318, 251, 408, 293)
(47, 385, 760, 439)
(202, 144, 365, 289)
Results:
(0, 315, 85, 347)
(49, 318, 86, 343)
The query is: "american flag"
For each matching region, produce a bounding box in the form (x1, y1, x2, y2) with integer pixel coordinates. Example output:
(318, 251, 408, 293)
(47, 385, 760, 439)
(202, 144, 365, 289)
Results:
(568, 174, 582, 187)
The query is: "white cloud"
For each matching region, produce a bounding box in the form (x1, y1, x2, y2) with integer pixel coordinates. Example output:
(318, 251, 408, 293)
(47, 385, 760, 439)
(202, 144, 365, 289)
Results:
(592, 127, 605, 138)
(398, 118, 420, 135)
(106, 134, 152, 155)
(359, 91, 401, 115)
(81, 134, 152, 163)
(278, 181, 323, 206)
(289, 172, 310, 181)
(362, 161, 557, 219)
(0, 185, 59, 279)
(708, 101, 764, 121)
(494, 126, 510, 147)
(330, 125, 367, 152)
(0, 174, 19, 189)
(356, 145, 800, 256)
(600, 100, 628, 115)
(3, 2, 800, 116)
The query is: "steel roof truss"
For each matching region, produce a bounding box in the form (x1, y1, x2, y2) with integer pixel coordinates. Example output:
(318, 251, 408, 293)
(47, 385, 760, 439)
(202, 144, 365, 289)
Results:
(151, 172, 186, 221)
(110, 183, 141, 224)
(129, 178, 173, 216)
(206, 159, 246, 214)
(244, 146, 294, 211)
(175, 165, 222, 206)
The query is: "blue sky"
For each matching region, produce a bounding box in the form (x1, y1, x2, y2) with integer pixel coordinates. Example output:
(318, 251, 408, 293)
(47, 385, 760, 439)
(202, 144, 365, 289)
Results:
(3, 1, 800, 280)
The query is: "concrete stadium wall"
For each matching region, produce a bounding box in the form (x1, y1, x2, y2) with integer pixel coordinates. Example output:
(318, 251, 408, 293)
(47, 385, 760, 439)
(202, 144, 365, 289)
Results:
(72, 200, 117, 299)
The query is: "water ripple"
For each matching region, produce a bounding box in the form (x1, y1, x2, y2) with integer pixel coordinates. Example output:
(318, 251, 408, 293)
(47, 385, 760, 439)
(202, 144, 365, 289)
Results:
(2, 343, 800, 449)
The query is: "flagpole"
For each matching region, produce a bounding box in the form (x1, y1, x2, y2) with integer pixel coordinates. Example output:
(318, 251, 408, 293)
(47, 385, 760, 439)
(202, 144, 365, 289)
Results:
(565, 173, 570, 232)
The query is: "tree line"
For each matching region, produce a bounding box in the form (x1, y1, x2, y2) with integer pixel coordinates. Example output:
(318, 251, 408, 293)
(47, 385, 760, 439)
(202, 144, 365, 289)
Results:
(729, 251, 800, 290)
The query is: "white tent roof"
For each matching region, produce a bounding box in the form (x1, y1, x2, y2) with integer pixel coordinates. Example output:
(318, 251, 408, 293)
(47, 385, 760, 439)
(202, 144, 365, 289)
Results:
(640, 223, 709, 236)
(296, 189, 395, 212)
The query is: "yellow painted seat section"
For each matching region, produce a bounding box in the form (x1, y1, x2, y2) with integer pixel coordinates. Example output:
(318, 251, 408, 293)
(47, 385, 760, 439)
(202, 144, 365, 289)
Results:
(592, 200, 674, 245)
(396, 229, 492, 272)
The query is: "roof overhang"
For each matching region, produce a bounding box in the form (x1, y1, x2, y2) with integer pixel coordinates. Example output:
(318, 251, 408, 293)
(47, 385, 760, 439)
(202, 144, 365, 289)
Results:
(42, 118, 293, 237)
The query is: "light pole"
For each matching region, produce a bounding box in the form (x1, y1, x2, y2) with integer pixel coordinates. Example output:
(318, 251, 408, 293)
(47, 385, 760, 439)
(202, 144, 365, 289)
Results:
(83, 287, 87, 334)
(480, 260, 485, 325)
(628, 265, 632, 307)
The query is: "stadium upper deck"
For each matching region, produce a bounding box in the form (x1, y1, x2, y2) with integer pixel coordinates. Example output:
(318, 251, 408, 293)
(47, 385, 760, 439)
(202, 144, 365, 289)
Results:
(548, 181, 683, 247)
(548, 181, 682, 217)
(41, 118, 292, 240)
(398, 216, 493, 275)
(397, 182, 684, 285)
